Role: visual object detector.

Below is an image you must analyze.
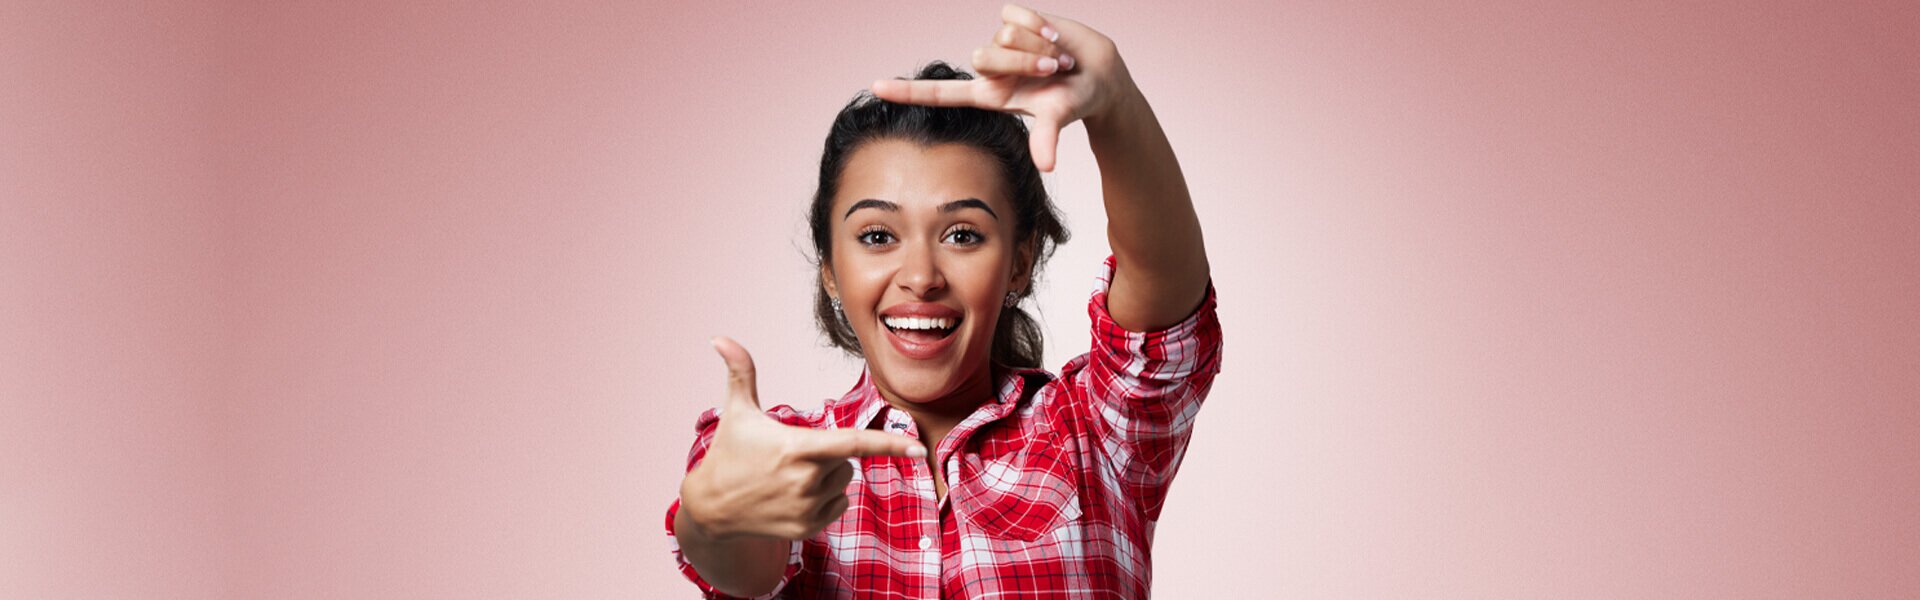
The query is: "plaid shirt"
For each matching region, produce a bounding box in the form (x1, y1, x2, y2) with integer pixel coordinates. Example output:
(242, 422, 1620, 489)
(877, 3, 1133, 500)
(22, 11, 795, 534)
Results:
(666, 256, 1223, 598)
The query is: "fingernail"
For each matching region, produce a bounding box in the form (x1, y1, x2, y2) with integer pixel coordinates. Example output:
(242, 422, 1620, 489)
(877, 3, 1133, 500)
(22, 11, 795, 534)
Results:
(1059, 53, 1075, 71)
(1037, 56, 1058, 74)
(1041, 25, 1058, 42)
(906, 445, 927, 458)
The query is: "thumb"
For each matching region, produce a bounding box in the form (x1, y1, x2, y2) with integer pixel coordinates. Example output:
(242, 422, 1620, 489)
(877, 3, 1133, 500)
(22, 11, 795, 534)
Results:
(1029, 115, 1060, 173)
(710, 336, 763, 414)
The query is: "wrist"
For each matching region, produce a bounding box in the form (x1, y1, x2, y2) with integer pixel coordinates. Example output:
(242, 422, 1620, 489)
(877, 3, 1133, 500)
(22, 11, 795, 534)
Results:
(678, 473, 741, 542)
(1084, 83, 1148, 142)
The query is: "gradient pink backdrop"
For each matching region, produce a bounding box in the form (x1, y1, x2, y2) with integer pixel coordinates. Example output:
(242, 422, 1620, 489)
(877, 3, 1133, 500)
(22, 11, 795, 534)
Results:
(4, 1, 1916, 598)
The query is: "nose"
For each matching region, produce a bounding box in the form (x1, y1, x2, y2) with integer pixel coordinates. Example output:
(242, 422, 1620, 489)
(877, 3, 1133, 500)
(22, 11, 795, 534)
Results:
(894, 241, 946, 298)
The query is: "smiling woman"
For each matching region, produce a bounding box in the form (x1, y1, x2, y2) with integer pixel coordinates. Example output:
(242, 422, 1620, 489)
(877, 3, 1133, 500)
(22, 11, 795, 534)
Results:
(664, 5, 1220, 599)
(820, 135, 1062, 414)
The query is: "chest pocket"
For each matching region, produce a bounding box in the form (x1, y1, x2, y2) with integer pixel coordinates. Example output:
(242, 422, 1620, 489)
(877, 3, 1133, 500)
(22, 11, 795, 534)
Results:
(950, 428, 1083, 542)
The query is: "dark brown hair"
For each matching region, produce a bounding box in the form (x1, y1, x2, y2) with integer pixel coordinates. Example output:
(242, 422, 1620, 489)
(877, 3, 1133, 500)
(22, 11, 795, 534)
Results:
(809, 61, 1069, 369)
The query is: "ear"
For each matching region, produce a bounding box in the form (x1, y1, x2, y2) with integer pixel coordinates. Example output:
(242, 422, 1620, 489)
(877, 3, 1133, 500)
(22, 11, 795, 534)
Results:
(820, 262, 839, 299)
(1009, 238, 1038, 294)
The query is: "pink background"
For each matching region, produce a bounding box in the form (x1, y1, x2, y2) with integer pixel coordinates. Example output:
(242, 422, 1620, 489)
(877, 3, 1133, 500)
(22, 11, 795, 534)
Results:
(4, 1, 1916, 597)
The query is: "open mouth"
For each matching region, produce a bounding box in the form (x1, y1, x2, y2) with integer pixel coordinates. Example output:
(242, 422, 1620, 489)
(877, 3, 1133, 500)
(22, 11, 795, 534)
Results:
(882, 316, 959, 344)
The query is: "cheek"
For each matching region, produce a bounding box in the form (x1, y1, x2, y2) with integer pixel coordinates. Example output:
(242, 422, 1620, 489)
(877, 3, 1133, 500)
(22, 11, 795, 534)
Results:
(832, 255, 891, 307)
(950, 259, 1012, 308)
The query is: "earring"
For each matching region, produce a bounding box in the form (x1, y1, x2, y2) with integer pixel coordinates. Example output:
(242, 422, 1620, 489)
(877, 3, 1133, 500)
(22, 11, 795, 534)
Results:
(831, 296, 845, 320)
(1003, 291, 1019, 308)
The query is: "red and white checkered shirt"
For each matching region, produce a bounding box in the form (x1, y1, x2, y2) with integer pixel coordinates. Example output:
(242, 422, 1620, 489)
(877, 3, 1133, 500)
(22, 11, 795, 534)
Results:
(666, 256, 1223, 598)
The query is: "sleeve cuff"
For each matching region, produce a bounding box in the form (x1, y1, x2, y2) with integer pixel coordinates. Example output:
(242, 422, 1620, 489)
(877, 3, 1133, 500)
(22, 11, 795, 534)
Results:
(1086, 254, 1223, 382)
(665, 498, 804, 599)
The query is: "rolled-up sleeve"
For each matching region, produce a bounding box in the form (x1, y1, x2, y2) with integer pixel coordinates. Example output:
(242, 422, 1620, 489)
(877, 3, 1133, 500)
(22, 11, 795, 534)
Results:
(1063, 255, 1223, 520)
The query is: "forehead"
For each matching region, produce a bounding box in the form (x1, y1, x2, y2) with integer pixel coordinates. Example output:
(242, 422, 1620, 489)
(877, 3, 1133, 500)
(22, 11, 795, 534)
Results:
(835, 139, 1007, 213)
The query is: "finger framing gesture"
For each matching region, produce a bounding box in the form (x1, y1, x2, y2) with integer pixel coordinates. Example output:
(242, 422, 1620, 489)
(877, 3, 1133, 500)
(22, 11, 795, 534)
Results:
(869, 3, 1139, 173)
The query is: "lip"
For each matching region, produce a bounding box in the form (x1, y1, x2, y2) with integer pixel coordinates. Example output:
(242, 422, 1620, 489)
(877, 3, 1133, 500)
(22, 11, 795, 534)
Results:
(879, 302, 962, 361)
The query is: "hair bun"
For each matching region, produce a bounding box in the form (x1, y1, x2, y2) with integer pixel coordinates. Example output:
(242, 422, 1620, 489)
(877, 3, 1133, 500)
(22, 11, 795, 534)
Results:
(912, 60, 973, 82)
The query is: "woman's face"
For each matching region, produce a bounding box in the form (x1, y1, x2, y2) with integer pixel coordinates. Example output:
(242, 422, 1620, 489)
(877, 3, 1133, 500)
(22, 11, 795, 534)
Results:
(824, 139, 1027, 405)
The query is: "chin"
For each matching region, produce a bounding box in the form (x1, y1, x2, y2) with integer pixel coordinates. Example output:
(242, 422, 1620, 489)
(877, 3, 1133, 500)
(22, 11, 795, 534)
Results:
(866, 327, 984, 404)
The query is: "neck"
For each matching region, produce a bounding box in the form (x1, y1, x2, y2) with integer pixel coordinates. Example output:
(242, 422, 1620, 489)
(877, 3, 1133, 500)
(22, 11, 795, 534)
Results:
(872, 363, 999, 434)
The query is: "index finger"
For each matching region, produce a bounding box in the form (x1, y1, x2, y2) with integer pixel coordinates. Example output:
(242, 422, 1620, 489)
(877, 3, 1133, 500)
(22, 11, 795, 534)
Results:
(792, 428, 928, 461)
(870, 79, 980, 108)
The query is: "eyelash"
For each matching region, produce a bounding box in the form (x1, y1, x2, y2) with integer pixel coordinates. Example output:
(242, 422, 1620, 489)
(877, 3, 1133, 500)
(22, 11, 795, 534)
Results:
(855, 226, 987, 248)
(856, 226, 893, 247)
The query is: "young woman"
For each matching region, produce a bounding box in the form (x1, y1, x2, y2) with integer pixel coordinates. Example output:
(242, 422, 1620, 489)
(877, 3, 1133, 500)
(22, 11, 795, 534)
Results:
(666, 5, 1220, 597)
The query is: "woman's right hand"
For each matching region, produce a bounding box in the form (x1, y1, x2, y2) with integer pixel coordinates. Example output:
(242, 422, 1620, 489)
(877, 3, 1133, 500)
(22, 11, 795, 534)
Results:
(678, 336, 926, 541)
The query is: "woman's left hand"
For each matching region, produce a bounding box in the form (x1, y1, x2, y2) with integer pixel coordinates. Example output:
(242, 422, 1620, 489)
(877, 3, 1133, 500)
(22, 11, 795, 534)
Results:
(869, 3, 1138, 173)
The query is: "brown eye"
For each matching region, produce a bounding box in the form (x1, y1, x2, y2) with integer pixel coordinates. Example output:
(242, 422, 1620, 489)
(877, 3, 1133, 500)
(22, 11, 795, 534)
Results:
(944, 227, 985, 246)
(858, 229, 895, 246)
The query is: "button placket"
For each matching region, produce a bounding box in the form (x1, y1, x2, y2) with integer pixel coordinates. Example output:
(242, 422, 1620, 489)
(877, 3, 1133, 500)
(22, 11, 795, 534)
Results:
(891, 415, 942, 570)
(911, 447, 941, 571)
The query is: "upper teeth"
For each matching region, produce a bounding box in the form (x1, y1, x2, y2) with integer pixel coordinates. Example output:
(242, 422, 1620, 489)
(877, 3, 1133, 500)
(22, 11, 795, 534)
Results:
(884, 316, 955, 330)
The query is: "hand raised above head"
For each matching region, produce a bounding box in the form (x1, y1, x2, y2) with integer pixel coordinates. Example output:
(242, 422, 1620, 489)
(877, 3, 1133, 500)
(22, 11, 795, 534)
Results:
(868, 4, 1141, 173)
(681, 336, 926, 541)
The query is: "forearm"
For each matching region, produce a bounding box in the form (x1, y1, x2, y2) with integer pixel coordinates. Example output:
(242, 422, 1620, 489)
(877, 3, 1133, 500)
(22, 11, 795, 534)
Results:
(674, 496, 790, 597)
(1084, 84, 1210, 330)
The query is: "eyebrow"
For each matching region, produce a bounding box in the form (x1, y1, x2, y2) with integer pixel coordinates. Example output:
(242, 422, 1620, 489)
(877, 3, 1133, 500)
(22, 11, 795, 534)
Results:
(844, 198, 999, 221)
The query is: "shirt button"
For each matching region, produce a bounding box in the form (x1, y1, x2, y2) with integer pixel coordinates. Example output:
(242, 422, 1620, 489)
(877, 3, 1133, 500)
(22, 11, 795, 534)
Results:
(917, 536, 933, 550)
